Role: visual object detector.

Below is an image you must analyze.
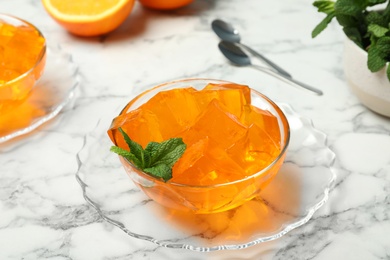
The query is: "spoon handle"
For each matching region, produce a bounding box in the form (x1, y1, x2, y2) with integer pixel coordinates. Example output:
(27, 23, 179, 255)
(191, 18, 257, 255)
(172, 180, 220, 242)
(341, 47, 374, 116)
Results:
(251, 65, 323, 96)
(238, 43, 292, 78)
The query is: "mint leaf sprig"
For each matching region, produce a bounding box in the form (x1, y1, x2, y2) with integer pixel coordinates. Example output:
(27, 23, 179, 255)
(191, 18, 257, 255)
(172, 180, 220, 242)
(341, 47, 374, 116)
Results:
(110, 128, 186, 182)
(312, 0, 390, 80)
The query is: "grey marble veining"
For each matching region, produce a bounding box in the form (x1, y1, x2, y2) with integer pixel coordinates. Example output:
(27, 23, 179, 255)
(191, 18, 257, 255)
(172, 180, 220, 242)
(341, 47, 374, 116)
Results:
(1, 0, 390, 259)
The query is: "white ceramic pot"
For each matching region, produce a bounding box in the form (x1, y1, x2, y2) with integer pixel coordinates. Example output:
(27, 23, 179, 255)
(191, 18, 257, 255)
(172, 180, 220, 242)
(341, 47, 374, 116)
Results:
(343, 37, 390, 117)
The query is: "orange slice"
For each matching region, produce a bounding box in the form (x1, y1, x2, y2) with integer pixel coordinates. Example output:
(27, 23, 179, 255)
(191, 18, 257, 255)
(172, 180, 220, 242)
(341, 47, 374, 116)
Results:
(41, 0, 135, 36)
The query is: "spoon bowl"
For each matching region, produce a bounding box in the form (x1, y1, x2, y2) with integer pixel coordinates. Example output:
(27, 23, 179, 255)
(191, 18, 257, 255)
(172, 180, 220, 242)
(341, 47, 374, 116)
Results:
(218, 41, 251, 66)
(218, 41, 323, 96)
(212, 19, 292, 78)
(211, 19, 241, 43)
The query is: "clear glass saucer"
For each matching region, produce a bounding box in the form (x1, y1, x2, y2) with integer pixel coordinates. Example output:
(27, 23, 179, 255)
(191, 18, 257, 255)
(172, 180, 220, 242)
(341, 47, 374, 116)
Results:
(0, 45, 79, 143)
(76, 103, 336, 251)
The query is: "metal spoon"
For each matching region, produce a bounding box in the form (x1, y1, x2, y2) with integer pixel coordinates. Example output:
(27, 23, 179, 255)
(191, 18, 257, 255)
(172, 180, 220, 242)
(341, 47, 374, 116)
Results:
(218, 41, 323, 96)
(212, 19, 292, 78)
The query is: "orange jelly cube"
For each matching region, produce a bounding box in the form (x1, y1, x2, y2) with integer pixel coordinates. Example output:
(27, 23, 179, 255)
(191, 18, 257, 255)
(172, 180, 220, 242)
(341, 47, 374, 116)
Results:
(204, 82, 251, 105)
(193, 83, 250, 118)
(140, 87, 200, 132)
(109, 108, 164, 148)
(189, 99, 247, 150)
(240, 104, 281, 145)
(227, 123, 280, 175)
(171, 137, 246, 186)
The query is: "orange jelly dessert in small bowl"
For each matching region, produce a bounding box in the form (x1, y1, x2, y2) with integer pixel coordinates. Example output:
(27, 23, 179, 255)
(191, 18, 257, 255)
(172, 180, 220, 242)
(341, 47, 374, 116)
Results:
(0, 14, 46, 112)
(108, 79, 290, 214)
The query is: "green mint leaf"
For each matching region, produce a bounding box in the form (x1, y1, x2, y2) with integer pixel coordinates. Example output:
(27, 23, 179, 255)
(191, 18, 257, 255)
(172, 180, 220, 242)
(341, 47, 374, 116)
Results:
(144, 164, 172, 182)
(118, 128, 145, 168)
(334, 0, 366, 16)
(110, 146, 142, 167)
(365, 11, 387, 27)
(145, 141, 161, 158)
(312, 0, 390, 82)
(384, 3, 390, 20)
(143, 142, 160, 168)
(111, 129, 186, 182)
(143, 152, 152, 169)
(368, 36, 390, 72)
(374, 36, 390, 53)
(336, 14, 358, 27)
(368, 44, 387, 72)
(150, 138, 186, 168)
(343, 27, 364, 48)
(312, 12, 336, 38)
(368, 24, 389, 37)
(313, 1, 335, 14)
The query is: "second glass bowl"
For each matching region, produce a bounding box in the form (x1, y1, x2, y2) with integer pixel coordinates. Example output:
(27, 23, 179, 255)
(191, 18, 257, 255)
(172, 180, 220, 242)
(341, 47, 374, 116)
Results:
(0, 14, 46, 112)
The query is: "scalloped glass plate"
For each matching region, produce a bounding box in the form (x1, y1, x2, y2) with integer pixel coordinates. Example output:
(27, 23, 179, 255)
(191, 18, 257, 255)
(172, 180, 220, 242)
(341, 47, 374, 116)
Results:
(76, 103, 336, 251)
(0, 45, 79, 143)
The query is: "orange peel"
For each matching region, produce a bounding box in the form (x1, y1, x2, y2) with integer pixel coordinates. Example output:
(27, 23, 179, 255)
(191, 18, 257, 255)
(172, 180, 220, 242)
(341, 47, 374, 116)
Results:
(42, 0, 135, 36)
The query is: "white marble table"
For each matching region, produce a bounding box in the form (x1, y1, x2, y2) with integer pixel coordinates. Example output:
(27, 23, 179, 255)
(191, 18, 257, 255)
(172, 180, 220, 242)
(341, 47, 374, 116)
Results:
(1, 0, 390, 259)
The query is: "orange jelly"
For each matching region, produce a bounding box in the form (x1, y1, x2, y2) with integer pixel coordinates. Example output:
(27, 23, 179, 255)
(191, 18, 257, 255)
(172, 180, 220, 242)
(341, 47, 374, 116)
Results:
(109, 83, 281, 186)
(0, 16, 46, 110)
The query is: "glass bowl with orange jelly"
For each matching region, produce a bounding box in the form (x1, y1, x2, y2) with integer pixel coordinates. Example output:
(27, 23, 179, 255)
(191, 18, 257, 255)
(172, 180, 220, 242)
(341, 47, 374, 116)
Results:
(108, 79, 290, 214)
(0, 14, 46, 112)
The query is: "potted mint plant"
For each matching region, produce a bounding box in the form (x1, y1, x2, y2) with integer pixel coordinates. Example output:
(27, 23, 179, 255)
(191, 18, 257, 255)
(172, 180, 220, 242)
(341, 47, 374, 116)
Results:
(312, 0, 390, 117)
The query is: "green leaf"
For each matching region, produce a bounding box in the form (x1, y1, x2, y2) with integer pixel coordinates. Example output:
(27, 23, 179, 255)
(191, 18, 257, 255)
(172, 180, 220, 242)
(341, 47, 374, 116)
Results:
(144, 164, 172, 182)
(336, 14, 359, 27)
(143, 152, 152, 169)
(334, 0, 365, 16)
(118, 128, 145, 167)
(384, 3, 390, 22)
(365, 11, 387, 27)
(313, 0, 335, 14)
(311, 0, 390, 81)
(111, 129, 187, 182)
(375, 36, 390, 51)
(110, 146, 142, 167)
(368, 24, 389, 37)
(343, 27, 364, 48)
(312, 12, 336, 38)
(150, 138, 186, 168)
(368, 44, 387, 72)
(368, 37, 390, 72)
(145, 142, 160, 158)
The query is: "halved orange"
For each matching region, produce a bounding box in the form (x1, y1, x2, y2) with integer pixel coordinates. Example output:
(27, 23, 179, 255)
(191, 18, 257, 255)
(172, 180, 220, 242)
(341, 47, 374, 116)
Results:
(41, 0, 135, 36)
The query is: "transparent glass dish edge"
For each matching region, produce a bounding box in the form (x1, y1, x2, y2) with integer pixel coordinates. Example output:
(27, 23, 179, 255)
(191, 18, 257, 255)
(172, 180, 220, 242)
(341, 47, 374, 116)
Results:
(75, 102, 337, 252)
